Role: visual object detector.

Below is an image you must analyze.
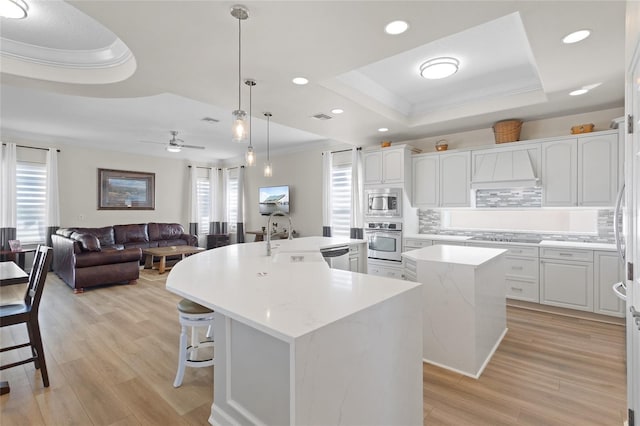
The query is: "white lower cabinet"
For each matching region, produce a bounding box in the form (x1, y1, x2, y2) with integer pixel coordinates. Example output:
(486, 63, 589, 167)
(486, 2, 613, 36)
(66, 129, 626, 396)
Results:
(403, 257, 417, 282)
(368, 260, 404, 279)
(540, 248, 594, 312)
(593, 251, 625, 317)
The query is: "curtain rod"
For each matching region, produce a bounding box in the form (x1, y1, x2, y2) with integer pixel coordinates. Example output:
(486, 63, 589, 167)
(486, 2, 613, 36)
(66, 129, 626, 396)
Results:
(2, 143, 60, 153)
(323, 147, 361, 155)
(187, 165, 214, 169)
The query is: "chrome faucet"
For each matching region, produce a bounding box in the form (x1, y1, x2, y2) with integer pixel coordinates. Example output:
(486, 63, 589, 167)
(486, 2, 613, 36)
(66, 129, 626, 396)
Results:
(266, 212, 293, 256)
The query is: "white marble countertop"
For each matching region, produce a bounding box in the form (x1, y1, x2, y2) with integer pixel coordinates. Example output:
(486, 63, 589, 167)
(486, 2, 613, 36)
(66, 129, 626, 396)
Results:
(539, 240, 617, 251)
(166, 237, 419, 343)
(403, 244, 507, 267)
(405, 233, 616, 250)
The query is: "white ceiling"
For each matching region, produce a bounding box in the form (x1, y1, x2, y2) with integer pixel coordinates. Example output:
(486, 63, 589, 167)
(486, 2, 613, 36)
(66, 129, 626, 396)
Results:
(0, 1, 626, 162)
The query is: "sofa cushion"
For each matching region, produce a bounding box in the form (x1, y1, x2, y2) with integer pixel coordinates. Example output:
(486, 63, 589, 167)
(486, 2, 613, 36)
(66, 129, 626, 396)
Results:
(73, 226, 115, 246)
(74, 247, 142, 268)
(157, 239, 189, 247)
(148, 223, 185, 241)
(73, 233, 101, 252)
(57, 228, 77, 238)
(114, 224, 148, 244)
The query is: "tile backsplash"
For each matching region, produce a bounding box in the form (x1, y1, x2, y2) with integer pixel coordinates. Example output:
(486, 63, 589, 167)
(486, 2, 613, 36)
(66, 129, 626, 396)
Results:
(418, 209, 616, 244)
(475, 188, 542, 208)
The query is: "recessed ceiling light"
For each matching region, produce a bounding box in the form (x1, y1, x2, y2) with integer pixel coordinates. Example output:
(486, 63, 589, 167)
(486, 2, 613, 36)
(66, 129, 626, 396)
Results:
(292, 77, 309, 85)
(385, 20, 409, 35)
(0, 0, 28, 19)
(331, 108, 344, 114)
(420, 57, 459, 80)
(569, 89, 588, 96)
(562, 30, 591, 44)
(378, 127, 389, 132)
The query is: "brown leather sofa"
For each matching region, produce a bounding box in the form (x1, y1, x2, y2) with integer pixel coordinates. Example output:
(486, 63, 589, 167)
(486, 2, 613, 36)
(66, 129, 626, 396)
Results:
(52, 223, 197, 293)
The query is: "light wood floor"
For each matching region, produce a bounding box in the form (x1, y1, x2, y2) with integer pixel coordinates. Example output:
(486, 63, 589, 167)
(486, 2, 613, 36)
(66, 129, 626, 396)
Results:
(0, 270, 627, 425)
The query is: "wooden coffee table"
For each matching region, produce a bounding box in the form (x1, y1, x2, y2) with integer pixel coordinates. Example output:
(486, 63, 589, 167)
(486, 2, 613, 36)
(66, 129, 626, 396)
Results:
(142, 246, 205, 274)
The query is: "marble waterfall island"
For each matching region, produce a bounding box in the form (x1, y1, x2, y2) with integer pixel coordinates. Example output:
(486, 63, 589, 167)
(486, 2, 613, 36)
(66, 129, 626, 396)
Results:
(403, 244, 508, 378)
(166, 237, 423, 426)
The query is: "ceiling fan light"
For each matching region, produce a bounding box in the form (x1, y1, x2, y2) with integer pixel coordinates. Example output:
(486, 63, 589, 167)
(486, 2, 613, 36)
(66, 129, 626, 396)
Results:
(166, 145, 181, 153)
(0, 0, 28, 19)
(420, 57, 459, 80)
(232, 109, 248, 142)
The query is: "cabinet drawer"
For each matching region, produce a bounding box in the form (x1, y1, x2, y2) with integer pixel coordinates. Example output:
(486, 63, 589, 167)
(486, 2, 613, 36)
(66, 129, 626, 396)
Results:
(403, 239, 432, 248)
(404, 258, 417, 274)
(540, 248, 593, 262)
(506, 278, 539, 303)
(505, 246, 539, 258)
(368, 265, 404, 280)
(504, 256, 539, 280)
(349, 244, 359, 254)
(433, 241, 467, 246)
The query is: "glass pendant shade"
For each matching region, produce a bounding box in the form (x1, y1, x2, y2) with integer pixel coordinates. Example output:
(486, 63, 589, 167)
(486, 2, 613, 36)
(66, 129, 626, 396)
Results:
(232, 109, 248, 141)
(246, 145, 255, 166)
(264, 161, 273, 177)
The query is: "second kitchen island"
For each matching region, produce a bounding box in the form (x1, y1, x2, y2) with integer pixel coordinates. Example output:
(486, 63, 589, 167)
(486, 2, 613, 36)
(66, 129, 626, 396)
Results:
(403, 244, 508, 378)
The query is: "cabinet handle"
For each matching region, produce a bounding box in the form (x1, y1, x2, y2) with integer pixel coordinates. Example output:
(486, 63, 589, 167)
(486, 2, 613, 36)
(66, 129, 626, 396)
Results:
(511, 250, 523, 254)
(511, 266, 524, 270)
(510, 287, 523, 292)
(558, 253, 573, 257)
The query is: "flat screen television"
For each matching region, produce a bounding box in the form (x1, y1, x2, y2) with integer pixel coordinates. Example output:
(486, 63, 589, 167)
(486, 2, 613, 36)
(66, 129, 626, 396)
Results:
(259, 185, 290, 215)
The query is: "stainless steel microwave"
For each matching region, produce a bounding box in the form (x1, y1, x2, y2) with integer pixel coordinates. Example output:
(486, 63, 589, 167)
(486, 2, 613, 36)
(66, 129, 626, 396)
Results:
(365, 188, 402, 217)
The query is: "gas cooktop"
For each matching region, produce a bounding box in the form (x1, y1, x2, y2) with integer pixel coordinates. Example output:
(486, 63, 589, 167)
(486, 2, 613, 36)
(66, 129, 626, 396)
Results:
(468, 236, 542, 244)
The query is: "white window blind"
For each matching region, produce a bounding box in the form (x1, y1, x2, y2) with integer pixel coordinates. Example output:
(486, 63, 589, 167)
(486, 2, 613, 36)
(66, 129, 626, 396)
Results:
(331, 162, 352, 237)
(16, 161, 47, 244)
(197, 177, 210, 235)
(227, 173, 238, 232)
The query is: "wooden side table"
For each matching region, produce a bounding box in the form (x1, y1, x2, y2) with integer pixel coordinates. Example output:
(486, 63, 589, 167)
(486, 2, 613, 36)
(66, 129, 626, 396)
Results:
(207, 234, 230, 249)
(0, 248, 35, 270)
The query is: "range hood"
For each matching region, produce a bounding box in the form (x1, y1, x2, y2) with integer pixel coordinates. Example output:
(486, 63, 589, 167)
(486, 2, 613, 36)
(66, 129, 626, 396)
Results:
(471, 148, 539, 190)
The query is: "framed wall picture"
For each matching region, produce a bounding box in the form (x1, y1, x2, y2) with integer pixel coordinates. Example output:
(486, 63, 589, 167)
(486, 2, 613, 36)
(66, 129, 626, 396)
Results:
(8, 239, 21, 251)
(98, 168, 155, 210)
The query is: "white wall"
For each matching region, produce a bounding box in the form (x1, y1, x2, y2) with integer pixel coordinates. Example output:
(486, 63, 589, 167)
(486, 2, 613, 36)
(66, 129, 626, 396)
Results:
(242, 147, 325, 239)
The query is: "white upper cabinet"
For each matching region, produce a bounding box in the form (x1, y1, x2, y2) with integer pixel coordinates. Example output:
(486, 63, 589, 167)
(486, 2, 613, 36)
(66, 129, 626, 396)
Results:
(412, 151, 470, 207)
(541, 137, 578, 206)
(577, 132, 619, 206)
(412, 154, 439, 207)
(363, 146, 410, 186)
(440, 152, 471, 207)
(541, 130, 619, 207)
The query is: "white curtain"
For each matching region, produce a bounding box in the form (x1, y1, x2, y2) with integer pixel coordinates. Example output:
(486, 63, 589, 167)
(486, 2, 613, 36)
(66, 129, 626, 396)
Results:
(209, 168, 222, 234)
(236, 166, 245, 243)
(221, 168, 229, 234)
(45, 148, 60, 248)
(322, 150, 332, 237)
(188, 166, 198, 236)
(0, 143, 17, 250)
(350, 147, 363, 239)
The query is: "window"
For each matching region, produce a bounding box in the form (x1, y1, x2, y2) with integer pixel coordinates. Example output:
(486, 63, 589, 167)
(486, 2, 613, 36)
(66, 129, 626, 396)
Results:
(16, 161, 47, 244)
(331, 159, 352, 238)
(226, 171, 238, 232)
(196, 177, 210, 234)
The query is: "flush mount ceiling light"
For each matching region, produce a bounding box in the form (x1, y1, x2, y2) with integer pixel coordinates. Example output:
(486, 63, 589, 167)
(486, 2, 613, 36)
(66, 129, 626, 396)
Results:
(292, 77, 309, 85)
(331, 108, 344, 114)
(166, 145, 181, 153)
(385, 20, 409, 35)
(378, 127, 389, 132)
(264, 112, 273, 177)
(419, 57, 460, 80)
(0, 0, 28, 19)
(231, 5, 249, 142)
(562, 29, 591, 44)
(245, 79, 256, 166)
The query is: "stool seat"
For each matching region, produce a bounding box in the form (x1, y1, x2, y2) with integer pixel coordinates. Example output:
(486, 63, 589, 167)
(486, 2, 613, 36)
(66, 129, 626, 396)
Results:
(177, 298, 213, 314)
(173, 298, 215, 388)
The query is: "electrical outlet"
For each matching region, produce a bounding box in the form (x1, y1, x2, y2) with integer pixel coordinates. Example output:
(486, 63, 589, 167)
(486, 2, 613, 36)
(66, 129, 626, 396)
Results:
(78, 214, 85, 221)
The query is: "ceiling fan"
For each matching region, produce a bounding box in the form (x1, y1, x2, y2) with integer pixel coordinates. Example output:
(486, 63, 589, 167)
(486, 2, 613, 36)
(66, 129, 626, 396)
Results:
(141, 130, 205, 152)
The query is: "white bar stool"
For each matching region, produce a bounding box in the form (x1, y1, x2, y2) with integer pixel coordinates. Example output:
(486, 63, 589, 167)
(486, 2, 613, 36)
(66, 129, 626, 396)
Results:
(173, 298, 215, 388)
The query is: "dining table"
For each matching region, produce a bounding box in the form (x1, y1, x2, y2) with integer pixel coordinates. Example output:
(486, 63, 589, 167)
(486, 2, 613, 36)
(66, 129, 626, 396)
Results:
(0, 261, 29, 286)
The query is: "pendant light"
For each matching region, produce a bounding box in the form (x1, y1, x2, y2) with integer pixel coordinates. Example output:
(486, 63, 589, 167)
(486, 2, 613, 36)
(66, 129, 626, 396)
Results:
(231, 5, 249, 142)
(245, 79, 256, 166)
(264, 112, 273, 177)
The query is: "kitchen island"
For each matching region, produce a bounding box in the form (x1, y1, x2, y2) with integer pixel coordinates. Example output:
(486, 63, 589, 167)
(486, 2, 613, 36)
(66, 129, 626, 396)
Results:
(166, 237, 423, 425)
(403, 244, 507, 378)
